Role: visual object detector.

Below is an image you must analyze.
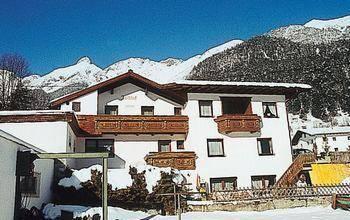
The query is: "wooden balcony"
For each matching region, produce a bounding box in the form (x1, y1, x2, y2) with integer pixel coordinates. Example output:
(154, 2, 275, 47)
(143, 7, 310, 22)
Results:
(144, 151, 196, 170)
(77, 115, 189, 136)
(214, 114, 261, 134)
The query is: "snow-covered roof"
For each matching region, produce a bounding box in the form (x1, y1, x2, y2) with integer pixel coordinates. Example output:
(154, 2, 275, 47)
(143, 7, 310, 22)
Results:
(0, 110, 74, 116)
(174, 80, 312, 89)
(299, 127, 350, 136)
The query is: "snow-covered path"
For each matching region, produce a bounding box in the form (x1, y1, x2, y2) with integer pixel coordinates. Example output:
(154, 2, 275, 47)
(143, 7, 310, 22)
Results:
(153, 206, 348, 220)
(43, 204, 349, 220)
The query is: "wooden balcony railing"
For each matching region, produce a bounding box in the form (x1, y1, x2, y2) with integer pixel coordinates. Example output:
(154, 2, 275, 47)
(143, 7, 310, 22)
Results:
(144, 151, 197, 170)
(77, 115, 189, 135)
(214, 114, 261, 134)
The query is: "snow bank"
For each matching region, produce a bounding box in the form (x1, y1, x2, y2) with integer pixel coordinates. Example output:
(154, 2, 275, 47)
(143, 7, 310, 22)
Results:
(342, 177, 350, 184)
(58, 165, 132, 190)
(42, 204, 348, 220)
(42, 203, 149, 220)
(58, 163, 193, 192)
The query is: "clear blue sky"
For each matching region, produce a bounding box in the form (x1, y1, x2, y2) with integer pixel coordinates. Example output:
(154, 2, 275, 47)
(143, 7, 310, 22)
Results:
(0, 0, 349, 74)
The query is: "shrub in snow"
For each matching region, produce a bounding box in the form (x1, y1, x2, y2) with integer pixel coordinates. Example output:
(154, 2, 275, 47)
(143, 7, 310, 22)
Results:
(54, 165, 189, 214)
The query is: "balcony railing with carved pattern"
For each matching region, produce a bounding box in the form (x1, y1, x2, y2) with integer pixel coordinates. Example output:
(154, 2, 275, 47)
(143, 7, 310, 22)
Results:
(214, 114, 262, 134)
(77, 115, 189, 135)
(144, 151, 197, 170)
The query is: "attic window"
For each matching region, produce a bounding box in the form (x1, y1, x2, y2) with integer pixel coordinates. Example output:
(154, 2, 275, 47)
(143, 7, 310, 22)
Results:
(72, 102, 81, 112)
(141, 106, 154, 116)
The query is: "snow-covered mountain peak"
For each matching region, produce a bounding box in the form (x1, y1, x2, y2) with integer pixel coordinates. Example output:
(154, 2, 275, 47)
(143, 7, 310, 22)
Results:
(305, 15, 350, 32)
(267, 14, 350, 44)
(159, 58, 183, 66)
(25, 38, 242, 94)
(77, 56, 92, 64)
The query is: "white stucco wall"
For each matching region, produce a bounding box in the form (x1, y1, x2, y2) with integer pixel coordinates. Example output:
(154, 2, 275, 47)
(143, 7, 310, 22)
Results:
(60, 90, 98, 115)
(183, 93, 292, 188)
(97, 83, 181, 115)
(0, 137, 54, 219)
(0, 122, 72, 153)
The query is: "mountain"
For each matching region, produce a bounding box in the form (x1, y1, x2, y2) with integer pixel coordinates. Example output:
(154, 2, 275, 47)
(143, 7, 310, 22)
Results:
(189, 17, 350, 121)
(267, 15, 350, 44)
(24, 39, 242, 96)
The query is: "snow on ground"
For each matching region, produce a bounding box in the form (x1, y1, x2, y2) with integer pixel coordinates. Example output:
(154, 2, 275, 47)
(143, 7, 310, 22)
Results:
(42, 204, 149, 220)
(154, 206, 349, 220)
(58, 163, 194, 192)
(42, 204, 349, 220)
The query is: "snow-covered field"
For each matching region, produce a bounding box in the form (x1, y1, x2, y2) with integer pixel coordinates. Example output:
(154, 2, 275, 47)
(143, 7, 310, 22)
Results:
(43, 204, 348, 220)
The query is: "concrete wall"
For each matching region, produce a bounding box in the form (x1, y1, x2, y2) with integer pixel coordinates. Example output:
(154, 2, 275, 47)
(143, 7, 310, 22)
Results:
(0, 137, 54, 219)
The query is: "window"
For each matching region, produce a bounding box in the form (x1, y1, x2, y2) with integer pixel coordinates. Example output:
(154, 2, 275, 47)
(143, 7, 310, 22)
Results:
(335, 148, 339, 152)
(20, 173, 40, 197)
(85, 139, 114, 153)
(177, 140, 185, 149)
(221, 97, 252, 115)
(105, 105, 118, 115)
(141, 106, 154, 116)
(207, 139, 224, 157)
(263, 102, 278, 118)
(199, 100, 213, 117)
(251, 175, 276, 189)
(210, 177, 237, 192)
(72, 102, 81, 112)
(158, 140, 171, 152)
(174, 107, 182, 115)
(257, 138, 273, 155)
(333, 137, 337, 141)
(348, 136, 350, 140)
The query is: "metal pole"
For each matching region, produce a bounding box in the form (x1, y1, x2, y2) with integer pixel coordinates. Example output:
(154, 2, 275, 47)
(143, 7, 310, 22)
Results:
(173, 184, 176, 214)
(102, 158, 108, 220)
(177, 193, 181, 220)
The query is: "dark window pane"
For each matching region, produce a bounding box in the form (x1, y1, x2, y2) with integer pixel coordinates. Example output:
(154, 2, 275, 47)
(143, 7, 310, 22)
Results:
(174, 107, 182, 115)
(72, 102, 81, 112)
(177, 140, 184, 149)
(141, 106, 154, 116)
(85, 139, 114, 153)
(158, 140, 171, 152)
(105, 105, 118, 115)
(221, 97, 251, 115)
(263, 102, 278, 118)
(258, 138, 273, 155)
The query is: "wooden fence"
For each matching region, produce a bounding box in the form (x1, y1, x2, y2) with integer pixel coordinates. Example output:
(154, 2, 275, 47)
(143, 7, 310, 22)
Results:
(210, 184, 350, 202)
(330, 152, 350, 163)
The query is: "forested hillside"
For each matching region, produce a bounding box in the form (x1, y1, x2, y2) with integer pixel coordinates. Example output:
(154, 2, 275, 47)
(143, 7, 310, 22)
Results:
(189, 36, 350, 120)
